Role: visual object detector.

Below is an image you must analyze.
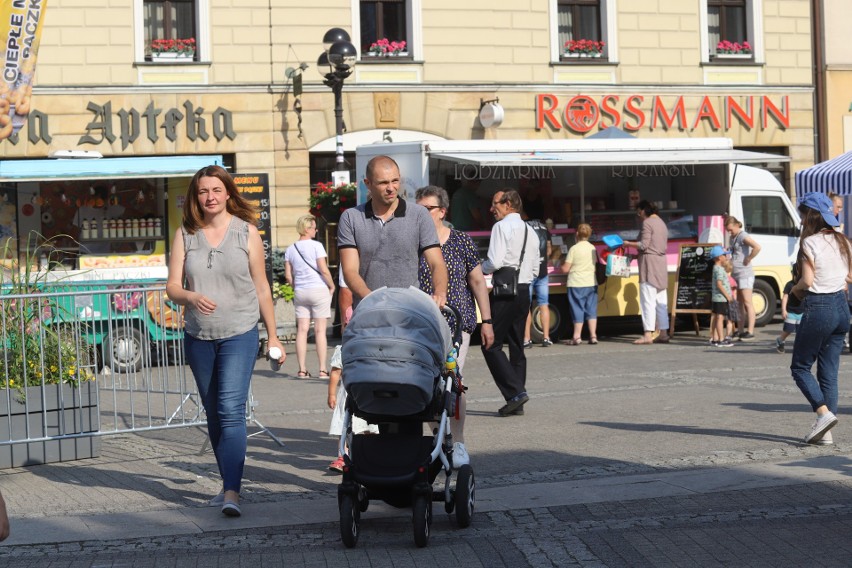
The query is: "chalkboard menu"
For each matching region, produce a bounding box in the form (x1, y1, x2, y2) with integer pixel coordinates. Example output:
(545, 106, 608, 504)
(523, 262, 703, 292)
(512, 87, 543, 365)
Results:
(233, 173, 272, 286)
(673, 243, 716, 313)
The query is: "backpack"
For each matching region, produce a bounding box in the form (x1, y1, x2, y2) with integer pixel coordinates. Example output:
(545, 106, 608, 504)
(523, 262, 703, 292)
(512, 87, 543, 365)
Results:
(526, 219, 550, 278)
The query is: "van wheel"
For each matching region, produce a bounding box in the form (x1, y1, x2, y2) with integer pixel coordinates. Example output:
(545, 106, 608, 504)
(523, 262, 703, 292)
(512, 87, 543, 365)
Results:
(529, 298, 567, 343)
(752, 279, 777, 328)
(102, 323, 147, 372)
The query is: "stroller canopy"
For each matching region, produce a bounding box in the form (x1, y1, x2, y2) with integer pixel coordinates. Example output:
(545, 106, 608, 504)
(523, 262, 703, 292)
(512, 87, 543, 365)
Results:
(342, 287, 452, 416)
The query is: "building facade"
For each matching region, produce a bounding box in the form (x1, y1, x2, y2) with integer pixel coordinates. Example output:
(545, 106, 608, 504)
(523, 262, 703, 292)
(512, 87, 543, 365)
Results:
(0, 0, 815, 264)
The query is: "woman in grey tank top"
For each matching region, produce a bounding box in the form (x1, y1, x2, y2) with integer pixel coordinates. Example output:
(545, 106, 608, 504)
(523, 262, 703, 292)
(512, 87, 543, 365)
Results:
(166, 165, 285, 518)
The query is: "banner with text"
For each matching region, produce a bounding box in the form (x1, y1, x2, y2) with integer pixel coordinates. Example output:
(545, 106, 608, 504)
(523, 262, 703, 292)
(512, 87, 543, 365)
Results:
(1, 0, 48, 141)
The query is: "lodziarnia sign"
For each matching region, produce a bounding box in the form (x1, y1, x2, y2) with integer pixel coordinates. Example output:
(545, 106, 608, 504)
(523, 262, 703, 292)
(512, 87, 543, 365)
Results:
(535, 94, 791, 134)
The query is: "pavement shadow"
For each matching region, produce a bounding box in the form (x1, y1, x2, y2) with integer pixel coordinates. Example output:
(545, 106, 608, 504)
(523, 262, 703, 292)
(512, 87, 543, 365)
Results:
(579, 420, 798, 445)
(720, 402, 821, 414)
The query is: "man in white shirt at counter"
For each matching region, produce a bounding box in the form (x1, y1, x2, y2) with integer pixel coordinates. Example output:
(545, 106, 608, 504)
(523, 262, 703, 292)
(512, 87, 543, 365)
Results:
(480, 189, 540, 417)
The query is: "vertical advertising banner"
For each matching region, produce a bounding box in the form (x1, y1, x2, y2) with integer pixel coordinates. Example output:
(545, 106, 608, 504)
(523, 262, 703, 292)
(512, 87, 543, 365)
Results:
(1, 0, 48, 141)
(233, 173, 273, 286)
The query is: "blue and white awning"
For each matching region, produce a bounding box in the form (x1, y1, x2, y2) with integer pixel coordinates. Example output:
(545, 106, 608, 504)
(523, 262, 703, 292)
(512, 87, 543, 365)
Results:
(795, 151, 852, 198)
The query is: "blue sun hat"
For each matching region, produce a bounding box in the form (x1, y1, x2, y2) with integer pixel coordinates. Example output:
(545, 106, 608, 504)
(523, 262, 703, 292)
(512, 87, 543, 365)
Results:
(799, 192, 840, 227)
(709, 245, 729, 259)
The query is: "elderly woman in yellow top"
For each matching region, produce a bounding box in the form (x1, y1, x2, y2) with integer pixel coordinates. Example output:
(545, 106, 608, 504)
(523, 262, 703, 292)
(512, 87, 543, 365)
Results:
(560, 223, 599, 345)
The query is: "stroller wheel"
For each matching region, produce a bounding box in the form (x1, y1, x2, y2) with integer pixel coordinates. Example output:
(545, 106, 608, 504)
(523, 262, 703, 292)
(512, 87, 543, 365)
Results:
(339, 494, 360, 548)
(412, 494, 432, 548)
(358, 486, 370, 513)
(454, 465, 475, 528)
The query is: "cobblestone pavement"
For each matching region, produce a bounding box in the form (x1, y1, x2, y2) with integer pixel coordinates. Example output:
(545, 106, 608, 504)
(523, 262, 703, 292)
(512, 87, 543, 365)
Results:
(3, 323, 852, 566)
(4, 480, 852, 567)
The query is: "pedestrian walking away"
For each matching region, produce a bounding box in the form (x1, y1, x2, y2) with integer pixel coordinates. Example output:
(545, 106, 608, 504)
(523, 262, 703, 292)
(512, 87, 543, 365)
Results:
(479, 189, 540, 417)
(285, 214, 335, 378)
(416, 185, 494, 466)
(337, 155, 448, 310)
(789, 192, 852, 446)
(166, 165, 286, 518)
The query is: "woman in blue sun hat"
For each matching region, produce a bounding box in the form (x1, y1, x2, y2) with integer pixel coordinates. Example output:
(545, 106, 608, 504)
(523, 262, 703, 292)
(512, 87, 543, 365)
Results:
(790, 192, 852, 445)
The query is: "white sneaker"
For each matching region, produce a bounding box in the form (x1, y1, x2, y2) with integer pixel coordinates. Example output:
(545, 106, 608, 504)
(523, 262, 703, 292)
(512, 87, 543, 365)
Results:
(805, 412, 838, 444)
(816, 431, 834, 446)
(453, 442, 470, 468)
(208, 491, 225, 506)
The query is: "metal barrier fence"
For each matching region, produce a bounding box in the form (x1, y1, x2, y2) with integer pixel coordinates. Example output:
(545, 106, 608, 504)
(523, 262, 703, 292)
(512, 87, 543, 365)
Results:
(0, 282, 280, 469)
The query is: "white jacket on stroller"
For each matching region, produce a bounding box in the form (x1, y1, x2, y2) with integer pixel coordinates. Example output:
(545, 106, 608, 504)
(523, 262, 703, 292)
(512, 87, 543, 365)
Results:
(342, 287, 451, 417)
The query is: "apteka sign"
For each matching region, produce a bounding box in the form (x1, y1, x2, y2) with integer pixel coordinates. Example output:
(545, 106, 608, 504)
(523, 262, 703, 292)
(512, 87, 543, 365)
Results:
(535, 94, 790, 134)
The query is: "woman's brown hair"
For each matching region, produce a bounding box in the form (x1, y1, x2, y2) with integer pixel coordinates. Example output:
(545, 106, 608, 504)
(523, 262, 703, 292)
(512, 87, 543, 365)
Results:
(182, 165, 258, 233)
(796, 204, 852, 275)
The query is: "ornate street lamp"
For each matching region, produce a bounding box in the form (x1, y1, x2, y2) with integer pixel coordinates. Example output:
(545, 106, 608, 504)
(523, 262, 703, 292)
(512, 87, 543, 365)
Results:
(318, 28, 357, 174)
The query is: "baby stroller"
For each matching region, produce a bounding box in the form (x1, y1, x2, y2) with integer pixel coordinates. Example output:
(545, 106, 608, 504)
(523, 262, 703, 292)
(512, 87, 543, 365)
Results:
(337, 287, 473, 548)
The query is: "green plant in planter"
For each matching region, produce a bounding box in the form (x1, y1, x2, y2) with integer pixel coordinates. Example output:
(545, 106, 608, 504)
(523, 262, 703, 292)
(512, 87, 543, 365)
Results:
(0, 235, 95, 398)
(272, 282, 294, 303)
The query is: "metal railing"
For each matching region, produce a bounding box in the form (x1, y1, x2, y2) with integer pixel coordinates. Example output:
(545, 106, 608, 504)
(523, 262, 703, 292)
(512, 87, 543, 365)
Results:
(0, 282, 280, 468)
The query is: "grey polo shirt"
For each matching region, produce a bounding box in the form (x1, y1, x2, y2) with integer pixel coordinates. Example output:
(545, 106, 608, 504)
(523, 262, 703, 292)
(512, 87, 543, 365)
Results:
(338, 198, 440, 301)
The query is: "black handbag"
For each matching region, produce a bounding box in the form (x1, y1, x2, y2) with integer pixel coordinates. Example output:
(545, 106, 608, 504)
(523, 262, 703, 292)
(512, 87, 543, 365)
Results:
(490, 224, 529, 297)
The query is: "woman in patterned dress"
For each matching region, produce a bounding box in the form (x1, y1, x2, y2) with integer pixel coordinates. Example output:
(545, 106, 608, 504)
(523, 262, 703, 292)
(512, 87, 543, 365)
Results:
(416, 186, 494, 468)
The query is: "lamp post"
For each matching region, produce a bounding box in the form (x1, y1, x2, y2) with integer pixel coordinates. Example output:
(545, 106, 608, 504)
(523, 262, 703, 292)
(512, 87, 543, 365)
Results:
(318, 28, 357, 175)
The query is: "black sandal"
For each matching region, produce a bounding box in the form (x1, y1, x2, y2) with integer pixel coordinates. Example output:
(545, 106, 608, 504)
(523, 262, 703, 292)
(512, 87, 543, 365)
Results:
(296, 370, 311, 378)
(318, 370, 330, 379)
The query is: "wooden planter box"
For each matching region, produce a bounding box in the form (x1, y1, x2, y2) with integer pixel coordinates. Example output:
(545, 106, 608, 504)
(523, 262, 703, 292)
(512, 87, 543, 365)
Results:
(0, 382, 100, 469)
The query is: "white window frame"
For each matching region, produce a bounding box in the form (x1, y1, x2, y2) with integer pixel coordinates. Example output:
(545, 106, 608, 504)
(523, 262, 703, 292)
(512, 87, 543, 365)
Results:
(699, 0, 764, 63)
(550, 0, 618, 62)
(351, 0, 422, 61)
(134, 0, 209, 62)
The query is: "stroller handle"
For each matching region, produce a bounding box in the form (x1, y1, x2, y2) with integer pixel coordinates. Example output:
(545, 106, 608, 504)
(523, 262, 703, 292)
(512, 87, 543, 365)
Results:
(441, 304, 464, 345)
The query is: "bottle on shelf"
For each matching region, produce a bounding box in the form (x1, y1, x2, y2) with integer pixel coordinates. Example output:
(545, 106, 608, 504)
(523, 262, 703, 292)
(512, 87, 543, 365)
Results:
(117, 218, 125, 238)
(130, 218, 139, 238)
(154, 217, 162, 237)
(81, 218, 90, 240)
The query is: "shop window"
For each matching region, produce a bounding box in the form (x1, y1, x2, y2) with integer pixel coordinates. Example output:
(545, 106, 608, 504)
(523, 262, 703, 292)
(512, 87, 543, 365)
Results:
(703, 0, 760, 62)
(359, 0, 412, 59)
(553, 0, 614, 62)
(142, 0, 199, 61)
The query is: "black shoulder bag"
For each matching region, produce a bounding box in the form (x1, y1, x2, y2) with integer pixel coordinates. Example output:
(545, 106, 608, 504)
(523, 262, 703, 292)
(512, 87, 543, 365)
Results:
(491, 224, 529, 297)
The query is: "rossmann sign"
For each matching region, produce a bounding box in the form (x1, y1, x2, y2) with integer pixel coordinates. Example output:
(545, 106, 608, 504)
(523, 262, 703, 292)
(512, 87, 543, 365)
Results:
(535, 94, 790, 133)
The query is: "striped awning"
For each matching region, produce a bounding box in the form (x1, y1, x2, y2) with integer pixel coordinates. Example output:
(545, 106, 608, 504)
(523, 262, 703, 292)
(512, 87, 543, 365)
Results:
(795, 151, 852, 197)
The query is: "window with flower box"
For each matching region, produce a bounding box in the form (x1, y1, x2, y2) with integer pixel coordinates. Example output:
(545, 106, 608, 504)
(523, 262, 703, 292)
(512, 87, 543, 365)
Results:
(143, 0, 198, 62)
(703, 0, 761, 62)
(360, 0, 411, 59)
(554, 0, 615, 62)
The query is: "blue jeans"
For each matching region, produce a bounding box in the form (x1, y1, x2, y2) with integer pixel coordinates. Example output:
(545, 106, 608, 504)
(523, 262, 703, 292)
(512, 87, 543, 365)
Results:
(790, 291, 847, 414)
(185, 327, 258, 493)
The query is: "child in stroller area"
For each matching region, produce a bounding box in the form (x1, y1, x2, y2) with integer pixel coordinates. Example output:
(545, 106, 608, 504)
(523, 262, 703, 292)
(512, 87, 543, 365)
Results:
(336, 286, 474, 548)
(328, 344, 378, 472)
